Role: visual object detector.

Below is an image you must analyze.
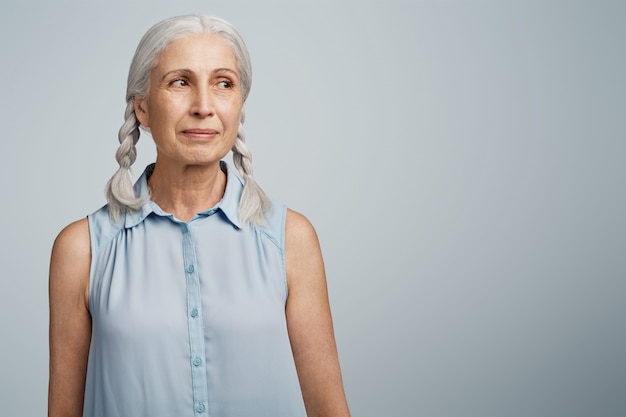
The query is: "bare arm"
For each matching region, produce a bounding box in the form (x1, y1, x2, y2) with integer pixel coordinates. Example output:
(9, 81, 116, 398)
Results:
(48, 218, 92, 417)
(285, 209, 351, 417)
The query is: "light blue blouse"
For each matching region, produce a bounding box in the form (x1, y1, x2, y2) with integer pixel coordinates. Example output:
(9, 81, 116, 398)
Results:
(84, 162, 306, 417)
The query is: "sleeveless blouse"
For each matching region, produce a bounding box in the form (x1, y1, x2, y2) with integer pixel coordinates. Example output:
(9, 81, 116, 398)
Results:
(84, 162, 307, 417)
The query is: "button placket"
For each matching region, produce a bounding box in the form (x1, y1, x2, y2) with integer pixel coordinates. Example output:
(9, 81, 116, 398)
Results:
(182, 224, 209, 416)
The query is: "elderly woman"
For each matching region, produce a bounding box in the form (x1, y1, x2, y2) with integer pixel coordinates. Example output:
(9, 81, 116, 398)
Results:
(48, 15, 350, 417)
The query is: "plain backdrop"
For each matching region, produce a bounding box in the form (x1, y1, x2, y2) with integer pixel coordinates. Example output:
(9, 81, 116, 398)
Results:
(0, 1, 624, 416)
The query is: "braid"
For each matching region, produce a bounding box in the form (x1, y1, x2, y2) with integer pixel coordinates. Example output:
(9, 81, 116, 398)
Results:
(105, 100, 146, 221)
(232, 109, 272, 225)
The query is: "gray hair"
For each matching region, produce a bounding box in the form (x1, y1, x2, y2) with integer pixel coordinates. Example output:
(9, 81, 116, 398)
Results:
(105, 14, 271, 225)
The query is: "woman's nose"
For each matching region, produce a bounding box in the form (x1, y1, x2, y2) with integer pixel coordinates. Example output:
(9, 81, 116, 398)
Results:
(191, 88, 214, 117)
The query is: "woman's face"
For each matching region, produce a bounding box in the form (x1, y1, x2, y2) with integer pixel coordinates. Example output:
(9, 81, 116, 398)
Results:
(134, 33, 243, 168)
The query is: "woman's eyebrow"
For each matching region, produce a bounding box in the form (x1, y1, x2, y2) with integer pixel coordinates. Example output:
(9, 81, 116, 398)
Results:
(212, 68, 239, 78)
(159, 68, 193, 82)
(159, 68, 239, 81)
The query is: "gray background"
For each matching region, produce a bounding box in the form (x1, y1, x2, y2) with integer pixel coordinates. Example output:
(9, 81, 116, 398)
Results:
(1, 0, 624, 416)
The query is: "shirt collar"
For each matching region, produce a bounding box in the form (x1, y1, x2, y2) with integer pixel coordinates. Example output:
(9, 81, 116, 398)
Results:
(124, 161, 244, 229)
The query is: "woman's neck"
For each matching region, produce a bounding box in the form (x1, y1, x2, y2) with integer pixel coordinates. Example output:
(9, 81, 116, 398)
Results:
(147, 160, 227, 223)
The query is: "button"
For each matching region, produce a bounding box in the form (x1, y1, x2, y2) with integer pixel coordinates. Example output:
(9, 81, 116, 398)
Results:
(196, 403, 206, 413)
(190, 308, 198, 318)
(193, 357, 202, 367)
(181, 224, 189, 233)
(187, 265, 195, 273)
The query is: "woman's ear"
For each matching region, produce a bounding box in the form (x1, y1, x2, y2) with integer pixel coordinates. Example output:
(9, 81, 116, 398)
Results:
(133, 97, 149, 127)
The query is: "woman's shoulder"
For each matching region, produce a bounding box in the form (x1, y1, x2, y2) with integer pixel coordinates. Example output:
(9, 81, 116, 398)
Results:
(285, 208, 320, 253)
(253, 205, 319, 253)
(285, 209, 316, 235)
(52, 218, 91, 262)
(50, 218, 91, 294)
(52, 203, 115, 265)
(53, 218, 90, 252)
(283, 209, 325, 298)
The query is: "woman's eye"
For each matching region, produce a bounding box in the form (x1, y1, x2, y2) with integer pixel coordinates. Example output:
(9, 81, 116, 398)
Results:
(217, 80, 233, 89)
(170, 79, 188, 87)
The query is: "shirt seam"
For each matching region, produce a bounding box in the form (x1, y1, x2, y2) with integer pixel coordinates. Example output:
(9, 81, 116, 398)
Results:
(87, 211, 124, 312)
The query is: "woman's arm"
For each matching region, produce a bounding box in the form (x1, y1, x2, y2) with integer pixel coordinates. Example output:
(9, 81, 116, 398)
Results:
(285, 209, 351, 417)
(48, 218, 92, 417)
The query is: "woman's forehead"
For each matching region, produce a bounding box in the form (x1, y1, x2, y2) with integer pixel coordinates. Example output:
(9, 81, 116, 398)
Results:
(155, 33, 239, 74)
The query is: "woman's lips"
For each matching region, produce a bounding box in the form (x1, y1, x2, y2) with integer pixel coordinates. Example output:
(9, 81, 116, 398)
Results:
(183, 128, 219, 139)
